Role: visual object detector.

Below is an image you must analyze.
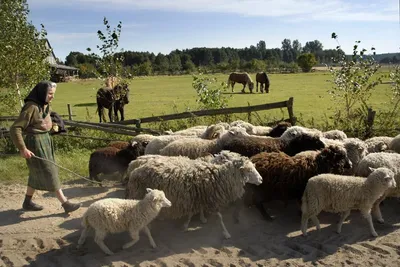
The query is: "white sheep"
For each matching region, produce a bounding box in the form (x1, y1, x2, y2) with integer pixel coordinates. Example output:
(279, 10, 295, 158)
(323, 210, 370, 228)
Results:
(158, 126, 249, 159)
(365, 136, 393, 153)
(76, 188, 171, 255)
(144, 134, 197, 155)
(355, 152, 400, 223)
(229, 120, 272, 135)
(126, 150, 263, 239)
(322, 129, 348, 140)
(388, 134, 400, 153)
(301, 167, 396, 237)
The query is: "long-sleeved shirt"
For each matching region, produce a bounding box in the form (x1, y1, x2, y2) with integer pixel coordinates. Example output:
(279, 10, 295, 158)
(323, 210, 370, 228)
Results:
(10, 102, 53, 151)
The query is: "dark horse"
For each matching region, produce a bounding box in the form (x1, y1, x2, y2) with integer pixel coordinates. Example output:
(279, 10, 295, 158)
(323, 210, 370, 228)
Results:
(96, 83, 130, 123)
(256, 72, 270, 93)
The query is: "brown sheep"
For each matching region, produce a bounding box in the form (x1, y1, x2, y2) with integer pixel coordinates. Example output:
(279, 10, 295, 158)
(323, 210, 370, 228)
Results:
(238, 145, 352, 221)
(227, 72, 254, 93)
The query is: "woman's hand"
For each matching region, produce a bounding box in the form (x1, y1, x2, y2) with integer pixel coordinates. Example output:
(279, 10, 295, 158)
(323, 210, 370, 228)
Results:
(20, 148, 35, 159)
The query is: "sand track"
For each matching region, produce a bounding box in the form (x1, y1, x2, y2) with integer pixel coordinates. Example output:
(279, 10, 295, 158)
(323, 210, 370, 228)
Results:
(1, 182, 400, 267)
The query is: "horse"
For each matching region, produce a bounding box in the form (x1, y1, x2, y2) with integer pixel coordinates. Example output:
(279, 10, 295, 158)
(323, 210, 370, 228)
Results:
(96, 83, 130, 123)
(256, 72, 270, 93)
(227, 72, 254, 93)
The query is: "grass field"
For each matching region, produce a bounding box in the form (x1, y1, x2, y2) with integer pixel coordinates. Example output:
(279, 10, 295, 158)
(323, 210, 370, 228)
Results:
(51, 71, 393, 125)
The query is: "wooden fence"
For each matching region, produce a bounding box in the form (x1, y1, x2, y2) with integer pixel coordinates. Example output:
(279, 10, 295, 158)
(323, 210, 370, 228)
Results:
(1, 97, 296, 138)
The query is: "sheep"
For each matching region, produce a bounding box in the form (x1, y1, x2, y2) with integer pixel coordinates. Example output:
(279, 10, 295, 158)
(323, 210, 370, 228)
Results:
(108, 141, 130, 149)
(89, 141, 144, 183)
(76, 188, 172, 255)
(355, 152, 400, 223)
(220, 126, 325, 158)
(323, 129, 348, 140)
(301, 167, 396, 237)
(230, 120, 272, 135)
(125, 150, 263, 239)
(131, 134, 156, 146)
(365, 136, 393, 153)
(266, 121, 292, 137)
(240, 145, 352, 221)
(342, 138, 369, 175)
(158, 126, 249, 159)
(388, 134, 400, 153)
(144, 134, 198, 155)
(166, 123, 228, 138)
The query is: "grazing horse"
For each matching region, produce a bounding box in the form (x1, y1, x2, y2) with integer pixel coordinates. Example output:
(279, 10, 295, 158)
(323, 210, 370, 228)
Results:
(227, 72, 254, 93)
(96, 83, 130, 123)
(256, 72, 270, 93)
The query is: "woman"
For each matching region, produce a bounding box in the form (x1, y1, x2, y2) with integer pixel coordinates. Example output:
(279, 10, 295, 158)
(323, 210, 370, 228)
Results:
(10, 81, 81, 213)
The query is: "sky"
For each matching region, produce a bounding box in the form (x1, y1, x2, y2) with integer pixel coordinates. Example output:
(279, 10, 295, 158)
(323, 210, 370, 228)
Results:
(27, 0, 400, 62)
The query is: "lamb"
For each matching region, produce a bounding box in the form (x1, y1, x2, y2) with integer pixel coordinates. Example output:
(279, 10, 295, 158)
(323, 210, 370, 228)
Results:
(365, 136, 393, 153)
(241, 145, 352, 221)
(301, 167, 396, 237)
(355, 152, 400, 223)
(89, 141, 144, 183)
(220, 126, 325, 158)
(158, 126, 249, 159)
(125, 150, 263, 238)
(342, 138, 369, 175)
(131, 134, 156, 146)
(76, 188, 172, 255)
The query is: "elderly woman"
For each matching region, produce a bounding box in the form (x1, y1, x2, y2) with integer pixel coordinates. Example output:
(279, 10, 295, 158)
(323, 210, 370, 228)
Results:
(10, 81, 81, 213)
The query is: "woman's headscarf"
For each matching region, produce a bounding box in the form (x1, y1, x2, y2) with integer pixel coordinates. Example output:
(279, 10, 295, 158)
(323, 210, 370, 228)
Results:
(24, 81, 52, 106)
(23, 81, 53, 117)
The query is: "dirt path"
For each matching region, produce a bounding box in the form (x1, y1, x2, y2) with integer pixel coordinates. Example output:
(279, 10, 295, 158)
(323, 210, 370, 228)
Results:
(1, 182, 400, 267)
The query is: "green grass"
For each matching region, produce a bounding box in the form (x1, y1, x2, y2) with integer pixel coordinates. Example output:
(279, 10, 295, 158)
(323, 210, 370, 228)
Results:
(52, 72, 393, 125)
(1, 70, 395, 184)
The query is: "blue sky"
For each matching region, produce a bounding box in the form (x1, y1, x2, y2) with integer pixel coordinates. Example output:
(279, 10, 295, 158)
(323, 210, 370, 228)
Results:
(27, 0, 400, 62)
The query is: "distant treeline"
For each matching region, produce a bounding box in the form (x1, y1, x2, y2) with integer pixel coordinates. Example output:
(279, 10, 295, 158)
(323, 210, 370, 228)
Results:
(63, 39, 400, 78)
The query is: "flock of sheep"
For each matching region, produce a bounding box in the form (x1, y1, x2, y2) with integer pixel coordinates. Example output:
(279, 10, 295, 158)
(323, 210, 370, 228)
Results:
(77, 120, 400, 255)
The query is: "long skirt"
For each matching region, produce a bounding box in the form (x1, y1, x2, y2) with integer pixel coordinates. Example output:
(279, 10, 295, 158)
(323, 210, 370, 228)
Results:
(25, 132, 60, 191)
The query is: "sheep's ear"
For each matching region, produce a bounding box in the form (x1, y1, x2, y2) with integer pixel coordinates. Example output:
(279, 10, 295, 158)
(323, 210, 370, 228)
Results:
(368, 167, 377, 173)
(228, 130, 235, 135)
(146, 188, 153, 193)
(131, 141, 138, 147)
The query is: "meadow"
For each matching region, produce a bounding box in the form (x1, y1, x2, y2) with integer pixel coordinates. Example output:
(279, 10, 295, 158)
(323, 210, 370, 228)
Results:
(52, 71, 392, 125)
(0, 70, 394, 184)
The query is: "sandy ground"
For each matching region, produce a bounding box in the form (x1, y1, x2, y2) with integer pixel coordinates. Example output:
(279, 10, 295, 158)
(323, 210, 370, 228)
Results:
(1, 181, 400, 267)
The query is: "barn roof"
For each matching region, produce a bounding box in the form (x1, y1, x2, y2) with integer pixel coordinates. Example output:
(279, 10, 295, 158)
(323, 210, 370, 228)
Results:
(50, 63, 79, 71)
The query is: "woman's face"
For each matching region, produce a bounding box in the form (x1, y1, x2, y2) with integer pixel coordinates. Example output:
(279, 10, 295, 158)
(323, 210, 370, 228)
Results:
(46, 87, 56, 103)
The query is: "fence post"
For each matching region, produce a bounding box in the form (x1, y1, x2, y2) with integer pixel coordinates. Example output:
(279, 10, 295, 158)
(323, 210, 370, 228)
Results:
(247, 102, 252, 124)
(287, 97, 296, 125)
(135, 119, 141, 129)
(365, 108, 376, 139)
(67, 104, 73, 120)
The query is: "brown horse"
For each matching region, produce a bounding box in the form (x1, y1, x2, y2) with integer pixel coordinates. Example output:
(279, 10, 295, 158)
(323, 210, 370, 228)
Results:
(256, 72, 270, 93)
(227, 72, 254, 93)
(96, 83, 130, 123)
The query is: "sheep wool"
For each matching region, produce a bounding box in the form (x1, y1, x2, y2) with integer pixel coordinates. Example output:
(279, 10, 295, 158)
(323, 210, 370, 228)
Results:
(76, 188, 172, 255)
(301, 167, 396, 237)
(126, 151, 263, 238)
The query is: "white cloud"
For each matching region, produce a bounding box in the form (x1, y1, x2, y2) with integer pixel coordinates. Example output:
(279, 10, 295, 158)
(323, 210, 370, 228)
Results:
(29, 0, 399, 22)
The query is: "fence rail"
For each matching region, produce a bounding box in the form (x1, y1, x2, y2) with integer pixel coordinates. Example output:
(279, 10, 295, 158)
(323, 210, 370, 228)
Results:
(113, 97, 296, 128)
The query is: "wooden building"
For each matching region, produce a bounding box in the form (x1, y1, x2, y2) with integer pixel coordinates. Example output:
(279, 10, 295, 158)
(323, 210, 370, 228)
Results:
(45, 39, 79, 82)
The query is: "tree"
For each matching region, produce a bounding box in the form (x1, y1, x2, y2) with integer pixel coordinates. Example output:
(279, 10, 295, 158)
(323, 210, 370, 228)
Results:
(281, 38, 293, 63)
(0, 0, 51, 114)
(303, 40, 323, 54)
(297, 53, 317, 72)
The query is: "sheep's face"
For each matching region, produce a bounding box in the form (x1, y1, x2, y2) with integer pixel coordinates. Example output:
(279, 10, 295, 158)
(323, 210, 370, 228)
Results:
(321, 145, 352, 173)
(146, 188, 172, 208)
(368, 167, 396, 189)
(240, 160, 263, 185)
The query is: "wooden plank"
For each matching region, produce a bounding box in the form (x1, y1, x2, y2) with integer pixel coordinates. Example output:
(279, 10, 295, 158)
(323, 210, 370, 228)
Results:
(115, 99, 291, 126)
(64, 120, 161, 135)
